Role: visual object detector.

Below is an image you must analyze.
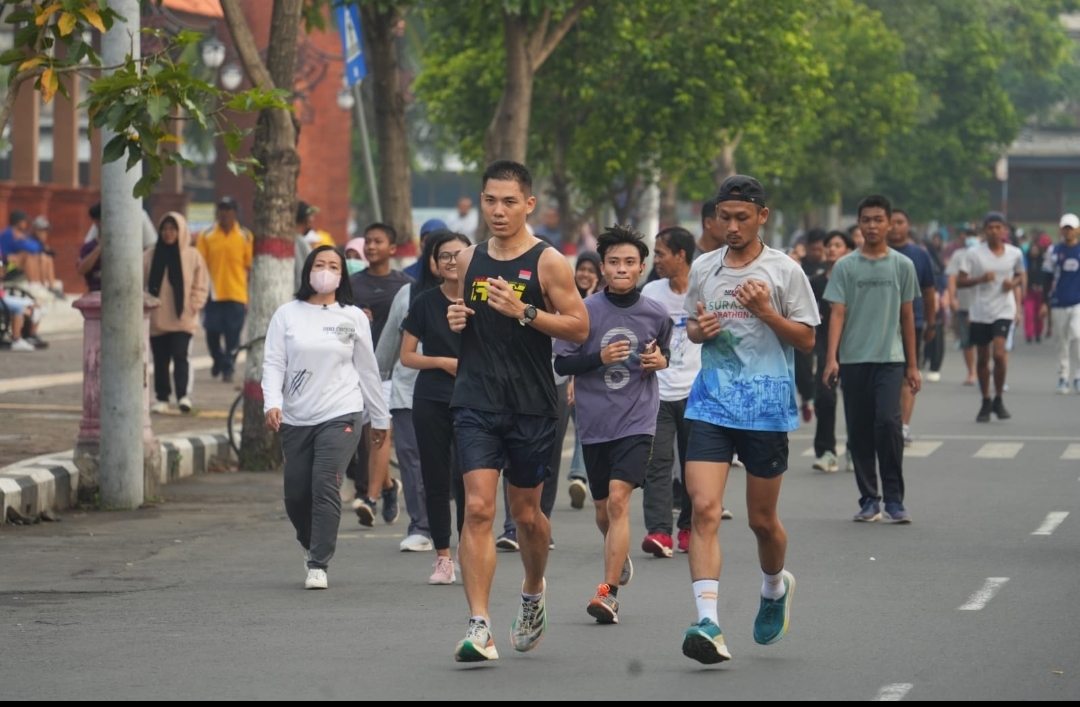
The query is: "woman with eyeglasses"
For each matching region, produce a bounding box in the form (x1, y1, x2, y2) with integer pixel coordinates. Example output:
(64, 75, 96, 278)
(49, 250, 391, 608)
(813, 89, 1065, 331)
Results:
(262, 245, 390, 590)
(400, 231, 472, 584)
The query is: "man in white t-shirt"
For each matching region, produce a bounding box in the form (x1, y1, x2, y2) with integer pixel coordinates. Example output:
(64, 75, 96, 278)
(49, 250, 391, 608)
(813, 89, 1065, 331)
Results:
(957, 212, 1025, 422)
(446, 196, 479, 239)
(945, 230, 981, 385)
(640, 227, 704, 558)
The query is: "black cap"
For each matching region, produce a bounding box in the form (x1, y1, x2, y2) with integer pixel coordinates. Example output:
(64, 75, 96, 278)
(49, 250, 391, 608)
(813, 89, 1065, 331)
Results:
(983, 211, 1007, 226)
(716, 175, 766, 208)
(296, 201, 319, 224)
(217, 196, 239, 211)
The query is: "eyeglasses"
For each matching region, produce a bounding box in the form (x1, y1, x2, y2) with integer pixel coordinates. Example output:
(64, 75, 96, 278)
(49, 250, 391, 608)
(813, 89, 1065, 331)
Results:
(437, 251, 463, 263)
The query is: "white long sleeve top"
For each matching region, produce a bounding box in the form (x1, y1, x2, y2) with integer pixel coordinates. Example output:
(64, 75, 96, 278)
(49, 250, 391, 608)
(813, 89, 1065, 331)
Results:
(261, 300, 391, 428)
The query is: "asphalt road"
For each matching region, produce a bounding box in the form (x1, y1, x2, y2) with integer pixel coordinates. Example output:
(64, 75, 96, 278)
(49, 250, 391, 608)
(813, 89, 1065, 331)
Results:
(1, 340, 1077, 700)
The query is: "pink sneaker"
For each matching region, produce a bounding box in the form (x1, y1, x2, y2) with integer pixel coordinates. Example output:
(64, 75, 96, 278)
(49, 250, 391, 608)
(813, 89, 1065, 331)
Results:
(677, 528, 690, 553)
(429, 556, 456, 585)
(641, 532, 674, 558)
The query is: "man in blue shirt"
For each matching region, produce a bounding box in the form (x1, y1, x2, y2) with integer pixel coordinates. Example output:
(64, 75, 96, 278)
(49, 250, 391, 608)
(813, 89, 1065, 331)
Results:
(1042, 214, 1080, 393)
(0, 210, 43, 284)
(888, 209, 937, 444)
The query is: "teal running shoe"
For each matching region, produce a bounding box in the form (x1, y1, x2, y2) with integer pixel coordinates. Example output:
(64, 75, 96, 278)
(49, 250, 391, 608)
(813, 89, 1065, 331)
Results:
(681, 618, 731, 664)
(753, 570, 795, 645)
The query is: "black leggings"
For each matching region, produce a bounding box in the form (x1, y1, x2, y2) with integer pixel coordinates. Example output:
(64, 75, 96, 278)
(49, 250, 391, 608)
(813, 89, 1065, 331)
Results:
(413, 397, 464, 550)
(150, 332, 192, 402)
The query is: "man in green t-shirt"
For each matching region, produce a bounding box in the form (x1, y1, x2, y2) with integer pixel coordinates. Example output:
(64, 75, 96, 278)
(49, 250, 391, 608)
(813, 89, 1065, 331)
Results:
(823, 195, 920, 524)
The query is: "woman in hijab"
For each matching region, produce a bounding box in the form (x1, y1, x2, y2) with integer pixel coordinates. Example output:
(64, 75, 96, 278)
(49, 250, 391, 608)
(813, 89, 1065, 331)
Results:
(344, 237, 368, 276)
(144, 212, 209, 414)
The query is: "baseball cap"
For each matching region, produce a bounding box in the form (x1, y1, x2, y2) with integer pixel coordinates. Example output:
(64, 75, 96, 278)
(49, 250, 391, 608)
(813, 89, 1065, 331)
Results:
(983, 211, 1007, 226)
(217, 196, 239, 211)
(715, 175, 766, 208)
(420, 218, 448, 236)
(31, 215, 50, 230)
(296, 201, 319, 223)
(1060, 213, 1079, 229)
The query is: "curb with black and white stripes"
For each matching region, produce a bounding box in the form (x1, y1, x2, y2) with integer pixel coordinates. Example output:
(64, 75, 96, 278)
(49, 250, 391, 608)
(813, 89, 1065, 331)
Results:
(0, 431, 233, 522)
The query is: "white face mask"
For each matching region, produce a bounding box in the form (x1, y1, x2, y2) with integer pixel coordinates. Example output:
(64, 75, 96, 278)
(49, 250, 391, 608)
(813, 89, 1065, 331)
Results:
(309, 269, 340, 295)
(965, 237, 980, 249)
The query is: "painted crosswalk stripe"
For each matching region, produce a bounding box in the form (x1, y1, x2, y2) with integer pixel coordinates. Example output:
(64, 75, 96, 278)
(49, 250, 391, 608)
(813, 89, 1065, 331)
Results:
(801, 447, 815, 457)
(973, 442, 1023, 459)
(958, 577, 1009, 610)
(1061, 444, 1080, 460)
(1032, 512, 1068, 536)
(904, 441, 941, 458)
(873, 683, 914, 701)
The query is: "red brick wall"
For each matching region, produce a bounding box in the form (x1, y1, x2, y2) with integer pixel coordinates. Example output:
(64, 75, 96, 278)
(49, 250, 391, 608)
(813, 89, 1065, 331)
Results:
(212, 1, 351, 244)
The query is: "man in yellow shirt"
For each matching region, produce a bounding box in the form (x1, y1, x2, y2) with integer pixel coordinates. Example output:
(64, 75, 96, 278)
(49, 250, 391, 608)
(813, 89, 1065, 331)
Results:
(196, 196, 253, 383)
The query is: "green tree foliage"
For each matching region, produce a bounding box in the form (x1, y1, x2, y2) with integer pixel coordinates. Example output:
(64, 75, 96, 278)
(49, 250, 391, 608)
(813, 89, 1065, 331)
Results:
(0, 1, 289, 198)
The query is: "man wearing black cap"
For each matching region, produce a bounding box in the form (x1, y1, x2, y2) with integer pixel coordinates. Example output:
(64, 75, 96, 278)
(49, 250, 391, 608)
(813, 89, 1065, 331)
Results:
(956, 212, 1025, 421)
(196, 197, 253, 383)
(680, 175, 818, 665)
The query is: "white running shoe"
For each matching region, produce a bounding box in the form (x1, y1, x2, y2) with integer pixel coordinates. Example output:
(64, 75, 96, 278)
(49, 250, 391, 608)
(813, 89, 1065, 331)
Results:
(400, 534, 434, 552)
(455, 619, 499, 662)
(9, 338, 35, 352)
(619, 556, 633, 586)
(731, 455, 744, 468)
(812, 451, 839, 472)
(925, 371, 941, 382)
(178, 396, 193, 413)
(511, 580, 547, 652)
(305, 568, 327, 590)
(568, 478, 587, 509)
(150, 400, 169, 414)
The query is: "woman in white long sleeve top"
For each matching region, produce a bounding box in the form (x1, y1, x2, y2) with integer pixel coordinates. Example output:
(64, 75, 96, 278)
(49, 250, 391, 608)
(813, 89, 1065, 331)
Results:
(262, 245, 391, 590)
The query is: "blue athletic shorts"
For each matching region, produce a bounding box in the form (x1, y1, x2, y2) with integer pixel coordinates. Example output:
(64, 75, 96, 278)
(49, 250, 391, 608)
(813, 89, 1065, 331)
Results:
(686, 421, 788, 479)
(453, 408, 555, 489)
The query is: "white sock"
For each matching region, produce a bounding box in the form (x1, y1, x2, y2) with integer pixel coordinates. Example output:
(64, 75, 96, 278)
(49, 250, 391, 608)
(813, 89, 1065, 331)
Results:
(470, 615, 488, 626)
(762, 569, 786, 600)
(902, 424, 910, 437)
(692, 579, 719, 624)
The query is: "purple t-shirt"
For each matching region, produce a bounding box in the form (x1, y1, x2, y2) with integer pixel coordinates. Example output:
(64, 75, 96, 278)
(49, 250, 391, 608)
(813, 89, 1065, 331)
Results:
(555, 292, 672, 444)
(78, 238, 102, 292)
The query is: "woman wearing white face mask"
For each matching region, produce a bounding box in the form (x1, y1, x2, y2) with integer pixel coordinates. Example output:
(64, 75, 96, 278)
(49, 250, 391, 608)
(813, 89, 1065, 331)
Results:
(262, 245, 391, 589)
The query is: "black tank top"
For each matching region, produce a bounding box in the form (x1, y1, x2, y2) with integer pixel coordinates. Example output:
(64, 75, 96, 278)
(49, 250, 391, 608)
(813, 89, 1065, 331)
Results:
(451, 241, 557, 418)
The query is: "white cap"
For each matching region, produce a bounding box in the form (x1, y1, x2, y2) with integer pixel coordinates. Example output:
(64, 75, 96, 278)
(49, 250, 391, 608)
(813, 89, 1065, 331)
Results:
(1060, 213, 1080, 229)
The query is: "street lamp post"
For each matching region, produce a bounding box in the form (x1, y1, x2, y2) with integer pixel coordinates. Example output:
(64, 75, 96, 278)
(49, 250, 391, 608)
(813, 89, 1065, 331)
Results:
(338, 81, 381, 222)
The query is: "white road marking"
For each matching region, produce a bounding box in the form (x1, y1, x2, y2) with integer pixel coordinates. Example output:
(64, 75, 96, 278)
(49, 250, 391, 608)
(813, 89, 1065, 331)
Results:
(873, 683, 914, 701)
(1061, 444, 1080, 460)
(1032, 512, 1069, 536)
(958, 577, 1009, 610)
(904, 441, 941, 458)
(801, 448, 815, 457)
(973, 442, 1023, 459)
(790, 433, 1080, 442)
(0, 353, 245, 395)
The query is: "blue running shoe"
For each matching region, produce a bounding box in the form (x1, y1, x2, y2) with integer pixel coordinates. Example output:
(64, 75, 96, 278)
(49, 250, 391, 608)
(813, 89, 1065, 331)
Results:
(495, 529, 519, 551)
(753, 570, 795, 645)
(884, 502, 912, 524)
(681, 618, 731, 664)
(853, 501, 881, 522)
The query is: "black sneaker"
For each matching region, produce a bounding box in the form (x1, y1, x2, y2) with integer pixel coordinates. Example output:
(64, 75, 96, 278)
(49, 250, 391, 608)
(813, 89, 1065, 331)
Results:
(381, 478, 402, 524)
(222, 372, 234, 384)
(211, 362, 221, 378)
(991, 396, 1011, 420)
(976, 398, 992, 423)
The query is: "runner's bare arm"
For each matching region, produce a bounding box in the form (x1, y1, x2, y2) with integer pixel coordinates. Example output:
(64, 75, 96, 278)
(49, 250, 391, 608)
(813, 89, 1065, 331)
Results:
(447, 246, 477, 333)
(532, 248, 589, 343)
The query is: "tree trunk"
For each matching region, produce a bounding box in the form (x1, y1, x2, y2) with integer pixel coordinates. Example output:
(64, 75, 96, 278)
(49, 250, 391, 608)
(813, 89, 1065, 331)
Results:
(551, 120, 578, 247)
(713, 141, 738, 187)
(659, 174, 678, 228)
(222, 0, 303, 471)
(361, 4, 413, 244)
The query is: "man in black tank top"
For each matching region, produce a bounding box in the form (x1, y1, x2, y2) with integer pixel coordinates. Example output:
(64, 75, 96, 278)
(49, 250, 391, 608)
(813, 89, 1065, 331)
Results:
(446, 161, 589, 663)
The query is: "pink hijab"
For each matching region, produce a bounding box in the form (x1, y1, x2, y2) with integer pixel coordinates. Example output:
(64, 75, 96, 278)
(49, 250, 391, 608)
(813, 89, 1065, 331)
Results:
(345, 237, 368, 263)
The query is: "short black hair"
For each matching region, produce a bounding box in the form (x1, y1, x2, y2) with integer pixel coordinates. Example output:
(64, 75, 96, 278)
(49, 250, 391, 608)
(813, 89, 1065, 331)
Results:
(363, 222, 397, 244)
(700, 198, 718, 227)
(481, 160, 532, 195)
(892, 208, 909, 221)
(295, 245, 354, 306)
(806, 228, 828, 245)
(846, 224, 860, 236)
(656, 226, 696, 266)
(597, 224, 648, 261)
(857, 195, 892, 219)
(9, 209, 28, 226)
(824, 229, 855, 251)
(88, 203, 101, 220)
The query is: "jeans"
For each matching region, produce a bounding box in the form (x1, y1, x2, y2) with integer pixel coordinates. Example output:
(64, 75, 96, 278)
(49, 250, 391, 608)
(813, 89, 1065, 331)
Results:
(392, 408, 428, 539)
(568, 407, 587, 482)
(280, 412, 360, 570)
(203, 300, 246, 376)
(503, 380, 570, 534)
(840, 363, 905, 506)
(642, 398, 692, 535)
(149, 331, 192, 402)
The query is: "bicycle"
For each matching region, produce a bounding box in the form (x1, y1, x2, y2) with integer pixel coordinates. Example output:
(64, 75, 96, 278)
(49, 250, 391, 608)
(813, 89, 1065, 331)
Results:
(226, 335, 265, 458)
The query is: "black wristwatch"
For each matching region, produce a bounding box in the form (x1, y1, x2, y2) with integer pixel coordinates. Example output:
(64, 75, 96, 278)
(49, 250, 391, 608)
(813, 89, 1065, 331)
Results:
(519, 304, 538, 326)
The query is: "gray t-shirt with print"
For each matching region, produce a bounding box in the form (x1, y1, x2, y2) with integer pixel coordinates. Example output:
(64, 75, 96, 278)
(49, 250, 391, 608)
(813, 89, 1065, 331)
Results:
(684, 246, 820, 432)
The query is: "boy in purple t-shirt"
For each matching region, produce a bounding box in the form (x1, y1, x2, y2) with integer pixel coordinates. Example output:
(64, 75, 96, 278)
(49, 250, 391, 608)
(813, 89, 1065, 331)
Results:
(554, 225, 672, 625)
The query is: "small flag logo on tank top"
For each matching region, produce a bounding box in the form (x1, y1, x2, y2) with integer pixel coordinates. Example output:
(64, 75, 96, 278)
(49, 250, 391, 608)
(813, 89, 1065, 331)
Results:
(518, 270, 532, 280)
